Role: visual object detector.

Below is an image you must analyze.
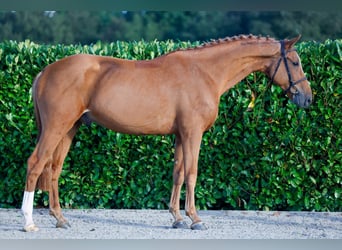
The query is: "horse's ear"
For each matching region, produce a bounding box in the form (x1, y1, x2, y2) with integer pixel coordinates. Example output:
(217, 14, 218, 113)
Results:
(285, 34, 302, 49)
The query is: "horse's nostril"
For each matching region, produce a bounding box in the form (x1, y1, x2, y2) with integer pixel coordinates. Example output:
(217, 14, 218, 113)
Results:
(306, 97, 312, 106)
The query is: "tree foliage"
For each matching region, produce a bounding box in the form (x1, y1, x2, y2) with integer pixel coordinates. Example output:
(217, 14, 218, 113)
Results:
(0, 11, 341, 44)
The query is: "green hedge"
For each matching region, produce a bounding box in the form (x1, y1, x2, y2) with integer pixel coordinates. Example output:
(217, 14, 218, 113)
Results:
(0, 38, 341, 211)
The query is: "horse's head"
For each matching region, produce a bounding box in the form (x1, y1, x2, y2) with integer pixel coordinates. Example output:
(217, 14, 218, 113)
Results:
(268, 35, 312, 108)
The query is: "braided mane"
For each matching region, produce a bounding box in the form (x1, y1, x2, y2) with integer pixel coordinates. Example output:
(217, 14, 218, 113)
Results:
(180, 34, 277, 52)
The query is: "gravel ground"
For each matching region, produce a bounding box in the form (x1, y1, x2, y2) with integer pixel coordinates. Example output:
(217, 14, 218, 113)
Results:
(0, 209, 341, 239)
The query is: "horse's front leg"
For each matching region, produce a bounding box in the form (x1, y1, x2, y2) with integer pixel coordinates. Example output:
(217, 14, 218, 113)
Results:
(169, 135, 188, 229)
(182, 130, 207, 230)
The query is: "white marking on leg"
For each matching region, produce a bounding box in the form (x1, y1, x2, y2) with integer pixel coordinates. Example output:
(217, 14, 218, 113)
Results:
(21, 191, 38, 232)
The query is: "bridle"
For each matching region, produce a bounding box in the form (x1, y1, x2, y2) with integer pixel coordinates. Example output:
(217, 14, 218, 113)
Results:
(270, 40, 307, 95)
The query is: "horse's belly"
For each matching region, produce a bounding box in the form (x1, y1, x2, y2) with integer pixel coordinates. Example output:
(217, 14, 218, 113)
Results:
(87, 77, 179, 135)
(88, 107, 177, 135)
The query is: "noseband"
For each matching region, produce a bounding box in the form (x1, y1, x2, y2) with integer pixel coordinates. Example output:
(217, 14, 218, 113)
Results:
(270, 40, 307, 95)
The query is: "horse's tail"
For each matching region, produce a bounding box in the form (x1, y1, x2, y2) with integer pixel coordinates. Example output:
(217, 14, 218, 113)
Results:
(33, 72, 52, 191)
(32, 72, 42, 142)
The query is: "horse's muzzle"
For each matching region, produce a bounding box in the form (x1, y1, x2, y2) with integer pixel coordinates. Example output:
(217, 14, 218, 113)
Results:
(292, 91, 313, 108)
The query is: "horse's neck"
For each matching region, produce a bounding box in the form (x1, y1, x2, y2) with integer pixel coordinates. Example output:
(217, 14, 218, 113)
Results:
(194, 41, 280, 96)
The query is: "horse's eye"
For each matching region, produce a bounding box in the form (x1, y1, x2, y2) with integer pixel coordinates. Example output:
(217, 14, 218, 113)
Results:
(292, 61, 299, 66)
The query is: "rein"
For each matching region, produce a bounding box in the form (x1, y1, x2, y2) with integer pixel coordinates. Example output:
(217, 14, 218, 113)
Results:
(270, 40, 307, 95)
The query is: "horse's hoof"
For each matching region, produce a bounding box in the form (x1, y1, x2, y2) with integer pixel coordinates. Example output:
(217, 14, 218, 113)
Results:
(23, 224, 39, 232)
(172, 220, 189, 229)
(56, 220, 71, 229)
(191, 222, 207, 230)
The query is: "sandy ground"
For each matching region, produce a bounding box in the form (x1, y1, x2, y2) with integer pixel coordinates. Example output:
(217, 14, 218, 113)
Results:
(0, 209, 341, 239)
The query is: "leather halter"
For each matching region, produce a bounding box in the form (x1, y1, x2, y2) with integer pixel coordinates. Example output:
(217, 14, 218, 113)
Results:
(270, 40, 307, 95)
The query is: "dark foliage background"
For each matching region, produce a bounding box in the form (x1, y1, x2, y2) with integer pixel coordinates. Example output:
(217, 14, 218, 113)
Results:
(0, 11, 341, 44)
(0, 38, 341, 211)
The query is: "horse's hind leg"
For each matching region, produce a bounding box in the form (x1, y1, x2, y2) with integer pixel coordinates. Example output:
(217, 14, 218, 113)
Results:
(22, 132, 65, 232)
(48, 124, 79, 229)
(21, 147, 41, 232)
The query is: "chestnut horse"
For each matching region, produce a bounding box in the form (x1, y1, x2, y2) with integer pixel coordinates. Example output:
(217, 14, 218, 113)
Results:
(21, 35, 312, 232)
